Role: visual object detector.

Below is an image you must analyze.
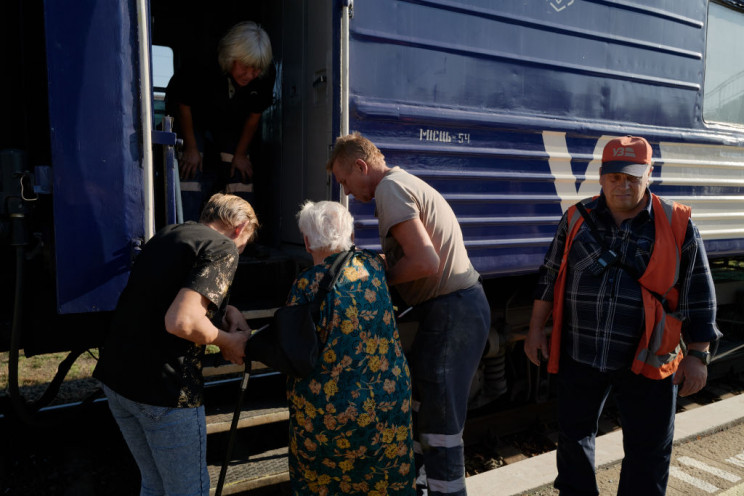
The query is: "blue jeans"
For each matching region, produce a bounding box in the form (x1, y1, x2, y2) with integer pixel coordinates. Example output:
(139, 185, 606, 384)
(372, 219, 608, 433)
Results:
(555, 356, 676, 496)
(409, 282, 490, 496)
(103, 385, 209, 496)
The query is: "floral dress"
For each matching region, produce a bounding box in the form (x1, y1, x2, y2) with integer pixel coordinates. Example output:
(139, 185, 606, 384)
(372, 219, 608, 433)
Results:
(286, 249, 415, 496)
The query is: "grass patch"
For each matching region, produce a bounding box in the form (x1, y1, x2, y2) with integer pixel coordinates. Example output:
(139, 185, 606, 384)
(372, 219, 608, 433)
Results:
(0, 349, 99, 390)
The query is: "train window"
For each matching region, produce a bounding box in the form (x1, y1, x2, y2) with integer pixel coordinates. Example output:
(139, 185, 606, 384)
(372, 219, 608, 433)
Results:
(152, 45, 174, 94)
(703, 2, 744, 126)
(152, 45, 173, 125)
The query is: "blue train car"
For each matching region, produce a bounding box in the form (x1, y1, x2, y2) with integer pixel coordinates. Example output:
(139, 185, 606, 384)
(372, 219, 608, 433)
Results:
(2, 0, 744, 412)
(343, 0, 744, 278)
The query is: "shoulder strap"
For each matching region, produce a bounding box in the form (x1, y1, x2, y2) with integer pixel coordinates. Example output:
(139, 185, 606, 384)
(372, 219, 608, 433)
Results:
(318, 245, 356, 293)
(574, 199, 643, 279)
(574, 201, 607, 250)
(312, 246, 356, 314)
(311, 246, 355, 348)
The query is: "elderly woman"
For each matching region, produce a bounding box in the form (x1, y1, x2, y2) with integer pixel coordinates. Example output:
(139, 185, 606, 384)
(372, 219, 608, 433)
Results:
(286, 200, 415, 495)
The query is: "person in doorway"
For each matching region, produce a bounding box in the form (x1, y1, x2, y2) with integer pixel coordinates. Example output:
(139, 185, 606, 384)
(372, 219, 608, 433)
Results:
(524, 136, 722, 495)
(93, 193, 258, 496)
(328, 133, 490, 496)
(166, 20, 275, 228)
(280, 200, 415, 495)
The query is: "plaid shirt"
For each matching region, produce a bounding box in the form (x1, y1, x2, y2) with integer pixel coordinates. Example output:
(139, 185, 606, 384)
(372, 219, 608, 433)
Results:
(534, 192, 722, 372)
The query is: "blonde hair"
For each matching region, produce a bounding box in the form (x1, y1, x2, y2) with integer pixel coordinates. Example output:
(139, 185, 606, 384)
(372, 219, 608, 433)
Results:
(326, 132, 386, 172)
(218, 21, 273, 75)
(200, 193, 260, 242)
(297, 201, 354, 252)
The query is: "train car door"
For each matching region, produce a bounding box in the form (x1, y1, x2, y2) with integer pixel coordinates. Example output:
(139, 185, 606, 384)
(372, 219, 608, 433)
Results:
(278, 1, 337, 244)
(44, 0, 149, 314)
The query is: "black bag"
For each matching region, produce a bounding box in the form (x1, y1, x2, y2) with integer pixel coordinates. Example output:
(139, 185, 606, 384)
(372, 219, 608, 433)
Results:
(247, 247, 355, 378)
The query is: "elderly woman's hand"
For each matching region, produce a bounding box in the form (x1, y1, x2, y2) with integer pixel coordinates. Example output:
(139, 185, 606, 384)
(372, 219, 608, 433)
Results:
(223, 305, 250, 333)
(218, 329, 251, 365)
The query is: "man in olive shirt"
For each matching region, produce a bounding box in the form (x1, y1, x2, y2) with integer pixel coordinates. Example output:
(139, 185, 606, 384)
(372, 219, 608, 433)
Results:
(328, 133, 490, 496)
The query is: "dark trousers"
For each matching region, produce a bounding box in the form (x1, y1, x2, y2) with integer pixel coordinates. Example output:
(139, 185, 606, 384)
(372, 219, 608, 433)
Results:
(410, 282, 490, 496)
(555, 356, 676, 496)
(178, 126, 258, 223)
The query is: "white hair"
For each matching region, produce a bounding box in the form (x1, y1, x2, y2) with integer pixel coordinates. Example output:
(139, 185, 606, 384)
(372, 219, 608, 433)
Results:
(297, 201, 354, 252)
(218, 21, 273, 75)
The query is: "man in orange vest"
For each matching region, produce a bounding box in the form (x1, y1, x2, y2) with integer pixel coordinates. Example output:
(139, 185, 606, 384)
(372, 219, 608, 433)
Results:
(524, 136, 721, 496)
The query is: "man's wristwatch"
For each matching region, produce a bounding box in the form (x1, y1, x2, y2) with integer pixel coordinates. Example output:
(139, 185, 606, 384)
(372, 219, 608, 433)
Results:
(687, 349, 711, 366)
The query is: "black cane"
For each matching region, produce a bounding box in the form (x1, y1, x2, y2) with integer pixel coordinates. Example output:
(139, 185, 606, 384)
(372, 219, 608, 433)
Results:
(215, 362, 250, 496)
(215, 324, 267, 496)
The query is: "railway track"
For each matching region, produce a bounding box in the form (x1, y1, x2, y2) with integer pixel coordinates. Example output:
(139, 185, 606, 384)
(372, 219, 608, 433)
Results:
(2, 306, 743, 496)
(5, 354, 741, 496)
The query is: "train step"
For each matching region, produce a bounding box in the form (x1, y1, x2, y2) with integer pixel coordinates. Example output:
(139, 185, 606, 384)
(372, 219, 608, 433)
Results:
(205, 389, 291, 495)
(206, 396, 289, 435)
(204, 376, 291, 495)
(203, 331, 291, 495)
(207, 446, 289, 495)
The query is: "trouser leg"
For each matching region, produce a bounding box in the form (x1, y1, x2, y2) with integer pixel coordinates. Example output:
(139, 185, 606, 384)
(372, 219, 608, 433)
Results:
(411, 284, 490, 496)
(104, 385, 165, 496)
(103, 385, 209, 496)
(554, 357, 612, 496)
(144, 405, 209, 496)
(614, 372, 676, 496)
(179, 168, 217, 222)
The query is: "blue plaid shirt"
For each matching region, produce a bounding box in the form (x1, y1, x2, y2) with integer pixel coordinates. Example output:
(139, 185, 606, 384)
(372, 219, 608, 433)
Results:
(534, 192, 722, 372)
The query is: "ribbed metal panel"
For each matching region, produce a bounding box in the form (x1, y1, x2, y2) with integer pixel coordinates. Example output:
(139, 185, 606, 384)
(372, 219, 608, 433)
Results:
(344, 0, 744, 277)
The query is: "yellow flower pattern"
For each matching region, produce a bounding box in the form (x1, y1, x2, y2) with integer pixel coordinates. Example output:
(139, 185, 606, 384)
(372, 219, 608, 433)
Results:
(286, 250, 415, 495)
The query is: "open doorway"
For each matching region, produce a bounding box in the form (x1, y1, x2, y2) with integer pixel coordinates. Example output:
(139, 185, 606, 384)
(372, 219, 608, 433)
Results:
(150, 0, 335, 248)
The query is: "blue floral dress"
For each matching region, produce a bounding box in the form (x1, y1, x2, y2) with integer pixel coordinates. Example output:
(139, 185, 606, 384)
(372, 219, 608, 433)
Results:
(286, 249, 415, 495)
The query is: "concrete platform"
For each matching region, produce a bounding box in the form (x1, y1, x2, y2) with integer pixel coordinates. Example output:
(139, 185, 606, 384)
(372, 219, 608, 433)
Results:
(466, 394, 744, 495)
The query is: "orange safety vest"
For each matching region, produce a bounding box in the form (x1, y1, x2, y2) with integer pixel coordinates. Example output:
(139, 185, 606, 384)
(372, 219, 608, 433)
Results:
(547, 193, 691, 380)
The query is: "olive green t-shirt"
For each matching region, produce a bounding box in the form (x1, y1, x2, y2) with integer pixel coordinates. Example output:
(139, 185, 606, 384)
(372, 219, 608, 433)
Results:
(375, 167, 479, 305)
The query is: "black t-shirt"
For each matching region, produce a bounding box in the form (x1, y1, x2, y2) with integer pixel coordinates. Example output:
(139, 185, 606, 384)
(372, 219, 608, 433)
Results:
(93, 222, 238, 407)
(165, 58, 276, 156)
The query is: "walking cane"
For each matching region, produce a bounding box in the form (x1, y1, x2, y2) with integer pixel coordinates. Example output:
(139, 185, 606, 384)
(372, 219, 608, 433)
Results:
(215, 324, 267, 496)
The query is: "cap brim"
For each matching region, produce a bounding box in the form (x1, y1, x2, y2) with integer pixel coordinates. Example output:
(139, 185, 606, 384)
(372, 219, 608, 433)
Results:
(601, 162, 649, 177)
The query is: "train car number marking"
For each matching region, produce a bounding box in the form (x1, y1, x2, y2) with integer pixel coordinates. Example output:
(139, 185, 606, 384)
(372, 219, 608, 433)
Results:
(419, 128, 470, 145)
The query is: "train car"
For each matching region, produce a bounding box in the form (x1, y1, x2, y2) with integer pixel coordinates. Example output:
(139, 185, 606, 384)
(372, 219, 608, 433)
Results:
(2, 0, 744, 419)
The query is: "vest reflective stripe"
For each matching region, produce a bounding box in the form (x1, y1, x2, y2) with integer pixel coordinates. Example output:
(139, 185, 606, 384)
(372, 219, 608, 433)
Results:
(635, 334, 681, 367)
(547, 194, 691, 379)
